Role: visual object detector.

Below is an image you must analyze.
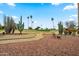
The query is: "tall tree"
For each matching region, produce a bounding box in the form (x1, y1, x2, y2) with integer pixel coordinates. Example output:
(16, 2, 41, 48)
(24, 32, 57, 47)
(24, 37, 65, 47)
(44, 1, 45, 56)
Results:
(27, 16, 29, 29)
(30, 15, 32, 28)
(30, 15, 32, 19)
(65, 21, 76, 29)
(31, 21, 34, 29)
(51, 18, 54, 29)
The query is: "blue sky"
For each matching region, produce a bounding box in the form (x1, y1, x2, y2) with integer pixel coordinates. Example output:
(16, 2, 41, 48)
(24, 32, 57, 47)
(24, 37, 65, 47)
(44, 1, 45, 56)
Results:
(0, 3, 77, 29)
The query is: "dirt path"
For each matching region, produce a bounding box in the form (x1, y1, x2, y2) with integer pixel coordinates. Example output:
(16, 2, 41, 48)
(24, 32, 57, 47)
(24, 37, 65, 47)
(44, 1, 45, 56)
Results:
(0, 33, 43, 44)
(0, 34, 79, 56)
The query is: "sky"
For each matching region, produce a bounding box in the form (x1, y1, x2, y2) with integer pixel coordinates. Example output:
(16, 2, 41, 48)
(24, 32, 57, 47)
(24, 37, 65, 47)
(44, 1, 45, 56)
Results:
(0, 3, 78, 29)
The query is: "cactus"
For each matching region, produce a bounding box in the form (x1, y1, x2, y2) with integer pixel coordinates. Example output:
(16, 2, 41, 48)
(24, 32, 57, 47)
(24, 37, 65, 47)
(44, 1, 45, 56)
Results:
(10, 17, 16, 34)
(58, 21, 63, 35)
(4, 15, 16, 34)
(17, 16, 24, 34)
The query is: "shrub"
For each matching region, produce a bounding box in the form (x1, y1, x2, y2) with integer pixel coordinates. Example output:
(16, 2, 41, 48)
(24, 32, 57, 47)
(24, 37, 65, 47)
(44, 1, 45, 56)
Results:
(64, 29, 68, 35)
(45, 28, 50, 31)
(2, 32, 5, 35)
(52, 32, 56, 38)
(28, 27, 32, 30)
(72, 29, 76, 36)
(35, 26, 40, 30)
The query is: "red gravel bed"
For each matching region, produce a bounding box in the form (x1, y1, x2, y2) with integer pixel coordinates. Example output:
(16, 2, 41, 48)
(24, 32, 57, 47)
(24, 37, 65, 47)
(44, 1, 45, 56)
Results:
(0, 34, 79, 56)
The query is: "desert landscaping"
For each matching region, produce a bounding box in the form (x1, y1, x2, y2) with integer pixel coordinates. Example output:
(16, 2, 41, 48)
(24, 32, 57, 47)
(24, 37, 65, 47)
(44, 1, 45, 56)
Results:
(0, 30, 79, 56)
(0, 3, 79, 56)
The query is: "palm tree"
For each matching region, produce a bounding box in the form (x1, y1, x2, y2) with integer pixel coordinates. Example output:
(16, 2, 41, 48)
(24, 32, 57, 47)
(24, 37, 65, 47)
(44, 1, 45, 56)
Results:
(32, 21, 34, 29)
(30, 15, 32, 28)
(51, 18, 54, 29)
(27, 15, 33, 29)
(27, 16, 29, 29)
(30, 15, 32, 19)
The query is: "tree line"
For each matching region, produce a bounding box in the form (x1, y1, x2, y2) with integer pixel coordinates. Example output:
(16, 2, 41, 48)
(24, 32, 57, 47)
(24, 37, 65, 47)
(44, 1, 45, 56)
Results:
(0, 15, 79, 35)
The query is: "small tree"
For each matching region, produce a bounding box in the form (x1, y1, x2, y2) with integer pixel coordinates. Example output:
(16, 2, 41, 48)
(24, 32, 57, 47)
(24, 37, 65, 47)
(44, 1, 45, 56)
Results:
(65, 21, 76, 29)
(17, 16, 24, 34)
(65, 21, 76, 35)
(28, 27, 32, 30)
(58, 21, 63, 35)
(35, 26, 40, 30)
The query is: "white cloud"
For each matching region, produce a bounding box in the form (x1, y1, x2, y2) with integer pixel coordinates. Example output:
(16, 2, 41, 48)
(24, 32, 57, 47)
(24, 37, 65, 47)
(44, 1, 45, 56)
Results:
(51, 2, 61, 6)
(68, 18, 74, 21)
(12, 16, 18, 19)
(0, 10, 3, 14)
(64, 3, 77, 10)
(69, 14, 77, 18)
(6, 3, 16, 7)
(68, 14, 78, 25)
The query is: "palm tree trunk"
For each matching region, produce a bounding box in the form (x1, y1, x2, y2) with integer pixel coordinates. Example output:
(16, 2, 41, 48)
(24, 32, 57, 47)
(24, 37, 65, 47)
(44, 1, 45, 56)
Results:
(52, 21, 54, 29)
(28, 19, 29, 29)
(29, 18, 32, 29)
